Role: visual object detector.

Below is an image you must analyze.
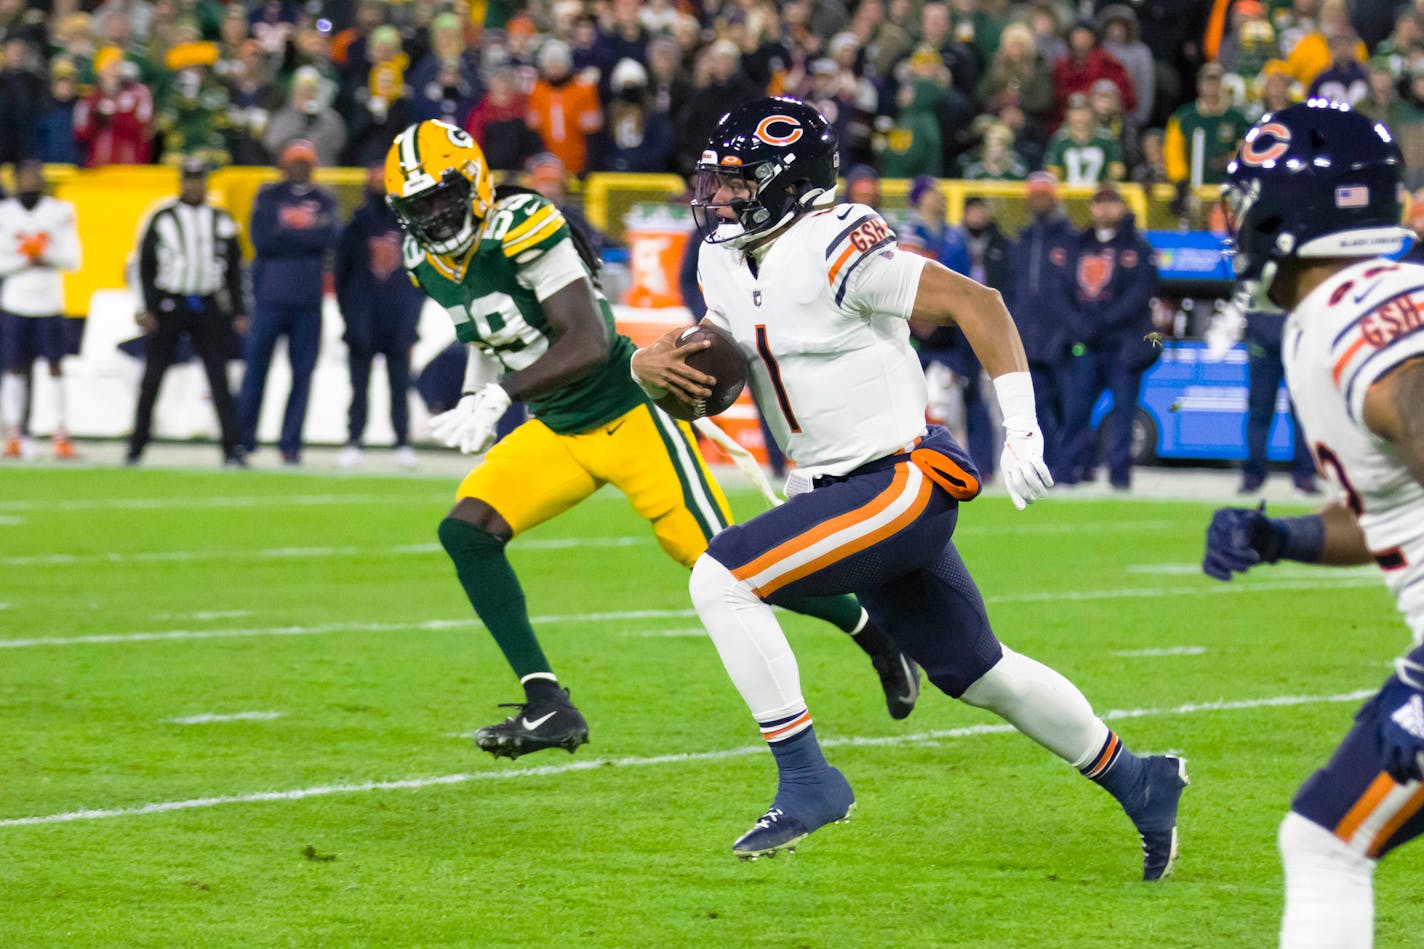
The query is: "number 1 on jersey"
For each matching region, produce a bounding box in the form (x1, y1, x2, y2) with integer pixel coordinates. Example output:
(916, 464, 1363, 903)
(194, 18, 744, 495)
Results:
(755, 324, 801, 433)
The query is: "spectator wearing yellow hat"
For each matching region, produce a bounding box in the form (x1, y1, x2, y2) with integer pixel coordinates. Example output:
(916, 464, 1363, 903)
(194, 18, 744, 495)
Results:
(74, 46, 155, 166)
(36, 57, 82, 165)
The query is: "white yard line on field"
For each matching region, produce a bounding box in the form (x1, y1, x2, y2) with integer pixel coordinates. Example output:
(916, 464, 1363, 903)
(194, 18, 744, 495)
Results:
(0, 609, 702, 649)
(1111, 646, 1208, 657)
(0, 493, 451, 512)
(0, 688, 1375, 829)
(0, 515, 25, 526)
(163, 711, 285, 725)
(151, 610, 252, 621)
(0, 537, 645, 568)
(1130, 563, 1377, 577)
(624, 628, 709, 638)
(0, 575, 1388, 651)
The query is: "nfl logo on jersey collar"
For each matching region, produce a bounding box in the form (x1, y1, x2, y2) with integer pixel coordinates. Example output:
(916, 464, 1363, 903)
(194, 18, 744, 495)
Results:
(753, 289, 762, 307)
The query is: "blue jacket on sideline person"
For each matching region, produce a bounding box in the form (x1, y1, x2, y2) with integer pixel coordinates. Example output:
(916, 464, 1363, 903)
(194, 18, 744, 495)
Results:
(249, 179, 339, 307)
(1008, 211, 1078, 366)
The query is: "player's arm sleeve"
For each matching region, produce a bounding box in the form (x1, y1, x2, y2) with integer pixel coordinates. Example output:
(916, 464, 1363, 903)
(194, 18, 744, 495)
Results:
(49, 205, 82, 272)
(1335, 319, 1424, 424)
(514, 236, 589, 301)
(502, 200, 573, 267)
(827, 209, 930, 319)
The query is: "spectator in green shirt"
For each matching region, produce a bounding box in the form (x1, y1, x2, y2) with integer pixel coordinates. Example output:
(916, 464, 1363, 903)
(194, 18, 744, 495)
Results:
(1163, 62, 1250, 188)
(1044, 92, 1124, 185)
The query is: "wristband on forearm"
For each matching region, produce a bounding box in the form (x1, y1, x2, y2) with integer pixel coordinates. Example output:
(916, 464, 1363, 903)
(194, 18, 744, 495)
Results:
(1264, 514, 1326, 564)
(991, 371, 1037, 430)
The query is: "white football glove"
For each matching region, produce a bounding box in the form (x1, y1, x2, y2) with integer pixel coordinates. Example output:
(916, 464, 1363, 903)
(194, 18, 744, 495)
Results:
(428, 383, 512, 455)
(1000, 417, 1053, 510)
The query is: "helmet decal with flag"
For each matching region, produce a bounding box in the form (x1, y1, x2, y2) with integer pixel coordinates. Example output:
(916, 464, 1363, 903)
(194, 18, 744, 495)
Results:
(692, 97, 840, 248)
(1221, 100, 1414, 309)
(385, 120, 494, 257)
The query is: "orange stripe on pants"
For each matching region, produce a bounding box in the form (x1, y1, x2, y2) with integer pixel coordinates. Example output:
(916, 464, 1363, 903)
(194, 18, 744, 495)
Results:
(1366, 781, 1424, 857)
(754, 471, 935, 598)
(1334, 773, 1395, 844)
(731, 463, 913, 585)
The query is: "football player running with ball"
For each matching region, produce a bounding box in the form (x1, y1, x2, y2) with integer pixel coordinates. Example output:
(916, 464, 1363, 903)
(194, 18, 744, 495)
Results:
(384, 120, 921, 760)
(1203, 101, 1424, 948)
(633, 98, 1188, 871)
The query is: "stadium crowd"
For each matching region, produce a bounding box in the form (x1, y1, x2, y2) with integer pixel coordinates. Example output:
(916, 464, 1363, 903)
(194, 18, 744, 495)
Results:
(0, 0, 1420, 187)
(0, 0, 1414, 488)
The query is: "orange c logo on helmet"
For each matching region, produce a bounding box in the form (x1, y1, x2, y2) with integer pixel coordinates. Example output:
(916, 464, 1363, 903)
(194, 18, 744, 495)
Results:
(754, 115, 803, 146)
(1239, 122, 1291, 166)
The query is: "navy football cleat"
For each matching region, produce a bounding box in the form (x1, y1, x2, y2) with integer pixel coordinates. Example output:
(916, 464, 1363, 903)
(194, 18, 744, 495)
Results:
(732, 767, 855, 861)
(1127, 755, 1190, 881)
(473, 689, 589, 760)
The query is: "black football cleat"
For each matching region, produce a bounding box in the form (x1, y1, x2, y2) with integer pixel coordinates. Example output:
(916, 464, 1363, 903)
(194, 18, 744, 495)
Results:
(473, 689, 589, 760)
(871, 649, 921, 721)
(853, 621, 921, 720)
(732, 767, 855, 861)
(1127, 755, 1190, 881)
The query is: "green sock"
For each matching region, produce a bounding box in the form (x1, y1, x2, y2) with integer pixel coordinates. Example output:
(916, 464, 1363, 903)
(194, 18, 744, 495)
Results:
(775, 593, 866, 634)
(437, 517, 552, 680)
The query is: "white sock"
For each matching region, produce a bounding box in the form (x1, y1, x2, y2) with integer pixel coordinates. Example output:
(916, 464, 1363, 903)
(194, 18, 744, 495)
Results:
(1279, 811, 1375, 948)
(959, 645, 1110, 765)
(688, 554, 805, 722)
(49, 373, 67, 436)
(1, 373, 25, 433)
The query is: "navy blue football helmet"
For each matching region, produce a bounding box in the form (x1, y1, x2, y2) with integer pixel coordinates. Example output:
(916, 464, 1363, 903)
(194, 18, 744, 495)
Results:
(692, 97, 839, 247)
(1221, 100, 1413, 305)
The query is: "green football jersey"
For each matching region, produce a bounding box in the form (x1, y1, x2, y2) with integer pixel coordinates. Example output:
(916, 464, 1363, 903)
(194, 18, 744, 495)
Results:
(1043, 131, 1122, 185)
(404, 191, 644, 434)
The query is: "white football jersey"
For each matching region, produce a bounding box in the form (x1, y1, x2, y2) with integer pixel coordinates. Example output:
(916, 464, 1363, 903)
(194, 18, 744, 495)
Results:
(1283, 257, 1424, 643)
(697, 204, 931, 478)
(0, 196, 81, 317)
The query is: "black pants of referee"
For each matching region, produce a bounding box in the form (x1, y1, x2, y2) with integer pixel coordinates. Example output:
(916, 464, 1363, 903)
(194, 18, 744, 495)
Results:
(129, 293, 239, 461)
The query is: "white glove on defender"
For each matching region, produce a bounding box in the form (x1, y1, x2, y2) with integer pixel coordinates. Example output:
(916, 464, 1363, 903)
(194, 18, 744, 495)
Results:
(993, 372, 1054, 510)
(428, 383, 512, 455)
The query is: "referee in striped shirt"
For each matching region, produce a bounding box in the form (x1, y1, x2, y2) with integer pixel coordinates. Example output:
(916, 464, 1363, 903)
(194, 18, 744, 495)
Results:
(127, 158, 247, 466)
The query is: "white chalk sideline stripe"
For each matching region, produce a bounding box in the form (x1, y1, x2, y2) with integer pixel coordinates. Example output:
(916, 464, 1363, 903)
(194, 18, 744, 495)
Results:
(1112, 646, 1207, 657)
(0, 493, 447, 512)
(0, 609, 701, 650)
(1130, 563, 1376, 577)
(164, 711, 285, 725)
(0, 516, 24, 525)
(0, 576, 1388, 651)
(151, 610, 252, 621)
(0, 537, 644, 568)
(0, 688, 1374, 829)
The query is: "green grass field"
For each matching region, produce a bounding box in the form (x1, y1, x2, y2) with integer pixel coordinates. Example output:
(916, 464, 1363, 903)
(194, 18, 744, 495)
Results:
(2, 466, 1420, 948)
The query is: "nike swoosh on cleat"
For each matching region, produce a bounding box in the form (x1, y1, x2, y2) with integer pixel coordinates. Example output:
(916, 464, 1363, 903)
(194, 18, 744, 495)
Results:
(521, 711, 557, 730)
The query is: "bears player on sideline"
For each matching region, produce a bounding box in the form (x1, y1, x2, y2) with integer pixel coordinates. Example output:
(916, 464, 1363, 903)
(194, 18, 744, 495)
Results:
(632, 98, 1188, 871)
(383, 120, 921, 760)
(1203, 101, 1424, 948)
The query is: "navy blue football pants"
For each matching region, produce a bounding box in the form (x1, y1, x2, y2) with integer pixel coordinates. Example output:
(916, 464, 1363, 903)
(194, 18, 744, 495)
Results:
(705, 427, 1003, 698)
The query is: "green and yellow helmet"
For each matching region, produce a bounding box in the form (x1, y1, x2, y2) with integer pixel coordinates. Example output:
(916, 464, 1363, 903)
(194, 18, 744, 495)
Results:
(385, 120, 494, 256)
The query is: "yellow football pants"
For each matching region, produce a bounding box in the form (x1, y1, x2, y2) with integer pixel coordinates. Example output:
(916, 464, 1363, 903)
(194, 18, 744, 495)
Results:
(456, 402, 734, 567)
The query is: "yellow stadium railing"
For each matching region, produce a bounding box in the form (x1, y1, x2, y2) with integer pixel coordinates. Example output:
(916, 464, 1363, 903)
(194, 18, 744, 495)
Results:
(24, 163, 1228, 318)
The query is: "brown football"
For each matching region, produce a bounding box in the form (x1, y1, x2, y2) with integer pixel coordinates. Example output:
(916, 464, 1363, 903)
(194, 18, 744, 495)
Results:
(655, 324, 748, 421)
